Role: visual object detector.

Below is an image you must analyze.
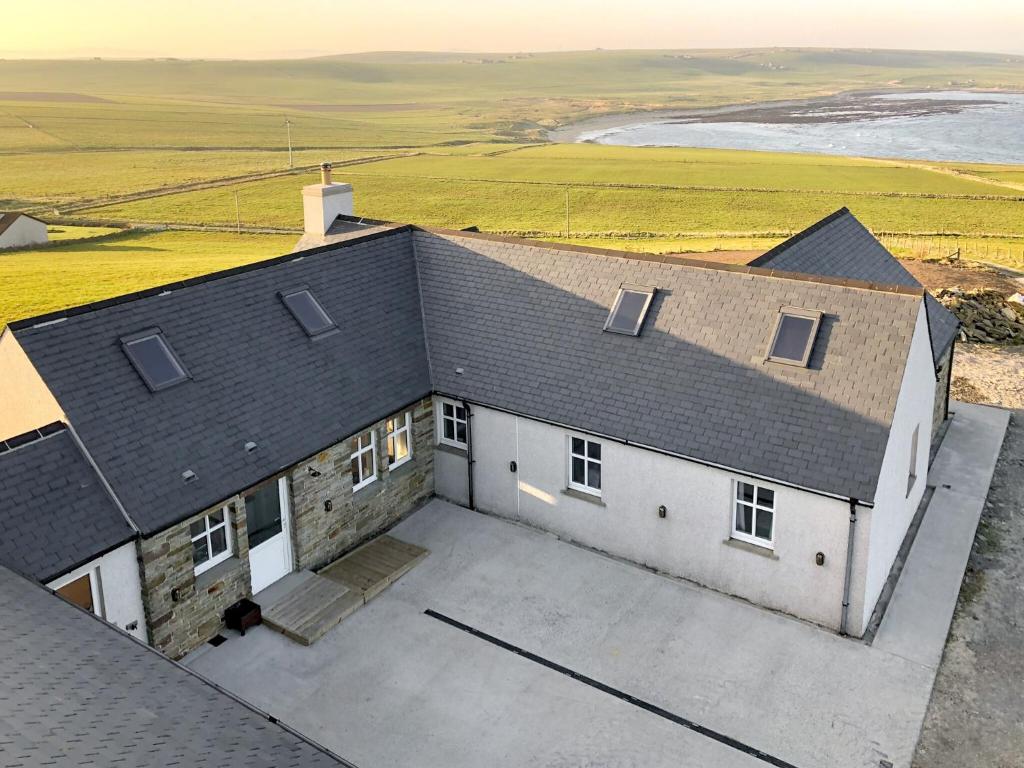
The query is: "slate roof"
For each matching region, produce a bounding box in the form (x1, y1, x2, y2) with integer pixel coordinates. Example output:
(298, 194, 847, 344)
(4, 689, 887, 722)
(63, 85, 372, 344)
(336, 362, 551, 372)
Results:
(0, 423, 135, 582)
(11, 227, 432, 535)
(6, 210, 927, 535)
(0, 564, 351, 767)
(749, 208, 959, 365)
(414, 229, 924, 502)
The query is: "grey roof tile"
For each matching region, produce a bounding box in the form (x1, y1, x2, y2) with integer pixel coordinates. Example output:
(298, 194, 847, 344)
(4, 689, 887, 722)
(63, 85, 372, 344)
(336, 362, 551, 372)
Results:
(414, 228, 922, 502)
(0, 565, 350, 767)
(749, 208, 959, 363)
(0, 426, 134, 582)
(13, 229, 431, 535)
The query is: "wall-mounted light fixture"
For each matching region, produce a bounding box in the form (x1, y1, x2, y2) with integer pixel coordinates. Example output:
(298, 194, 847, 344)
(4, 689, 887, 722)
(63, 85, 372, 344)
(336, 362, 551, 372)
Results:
(307, 466, 322, 478)
(815, 552, 826, 566)
(658, 505, 667, 519)
(324, 499, 333, 512)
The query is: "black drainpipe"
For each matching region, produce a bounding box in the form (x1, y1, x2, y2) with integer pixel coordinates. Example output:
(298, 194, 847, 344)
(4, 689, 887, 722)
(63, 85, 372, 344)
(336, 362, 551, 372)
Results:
(462, 399, 475, 510)
(839, 497, 859, 636)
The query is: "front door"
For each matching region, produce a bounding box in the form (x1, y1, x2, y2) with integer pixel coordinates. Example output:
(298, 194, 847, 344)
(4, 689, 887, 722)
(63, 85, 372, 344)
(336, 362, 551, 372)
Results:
(245, 477, 294, 594)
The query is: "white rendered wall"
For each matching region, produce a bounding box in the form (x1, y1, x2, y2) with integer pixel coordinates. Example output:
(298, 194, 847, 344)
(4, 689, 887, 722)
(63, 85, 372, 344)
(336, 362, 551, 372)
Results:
(859, 300, 936, 631)
(47, 542, 148, 642)
(435, 399, 855, 631)
(0, 216, 47, 249)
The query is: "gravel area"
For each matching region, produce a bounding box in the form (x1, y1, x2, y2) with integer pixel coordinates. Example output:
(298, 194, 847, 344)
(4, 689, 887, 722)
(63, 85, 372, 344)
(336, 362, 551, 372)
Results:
(951, 343, 1024, 410)
(913, 410, 1024, 768)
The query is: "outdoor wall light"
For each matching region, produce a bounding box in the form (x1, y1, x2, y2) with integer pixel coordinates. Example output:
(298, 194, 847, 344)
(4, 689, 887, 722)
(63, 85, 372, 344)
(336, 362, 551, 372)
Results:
(658, 505, 667, 518)
(815, 552, 826, 566)
(324, 499, 333, 512)
(509, 460, 517, 473)
(307, 466, 321, 478)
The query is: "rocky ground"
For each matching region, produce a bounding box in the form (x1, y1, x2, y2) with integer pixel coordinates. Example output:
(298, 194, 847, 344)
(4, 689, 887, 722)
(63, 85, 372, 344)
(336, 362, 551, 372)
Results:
(913, 409, 1024, 768)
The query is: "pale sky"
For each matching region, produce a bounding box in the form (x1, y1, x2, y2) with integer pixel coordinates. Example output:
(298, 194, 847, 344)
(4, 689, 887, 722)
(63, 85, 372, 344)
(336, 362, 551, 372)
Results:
(2, 0, 1022, 58)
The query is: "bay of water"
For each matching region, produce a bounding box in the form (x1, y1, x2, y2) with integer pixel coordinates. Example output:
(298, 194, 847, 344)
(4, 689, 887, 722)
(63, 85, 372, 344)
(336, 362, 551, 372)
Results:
(576, 91, 1024, 164)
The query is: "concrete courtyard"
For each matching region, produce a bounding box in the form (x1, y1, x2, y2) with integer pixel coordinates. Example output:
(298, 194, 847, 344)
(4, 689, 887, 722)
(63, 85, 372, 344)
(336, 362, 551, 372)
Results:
(186, 403, 1008, 768)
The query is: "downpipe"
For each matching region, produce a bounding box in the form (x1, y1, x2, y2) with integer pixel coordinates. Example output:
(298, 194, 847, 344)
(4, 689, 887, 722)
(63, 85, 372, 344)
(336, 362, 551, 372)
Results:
(463, 399, 475, 510)
(839, 497, 859, 636)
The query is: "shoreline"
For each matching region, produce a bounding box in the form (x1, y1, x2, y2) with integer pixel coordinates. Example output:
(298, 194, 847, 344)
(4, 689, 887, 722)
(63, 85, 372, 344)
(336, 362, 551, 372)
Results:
(546, 87, 1023, 144)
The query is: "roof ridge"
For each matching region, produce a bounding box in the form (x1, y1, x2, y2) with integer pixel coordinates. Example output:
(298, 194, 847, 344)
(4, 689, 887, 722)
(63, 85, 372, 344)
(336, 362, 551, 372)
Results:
(9, 224, 411, 332)
(0, 421, 66, 454)
(416, 223, 923, 298)
(747, 207, 851, 267)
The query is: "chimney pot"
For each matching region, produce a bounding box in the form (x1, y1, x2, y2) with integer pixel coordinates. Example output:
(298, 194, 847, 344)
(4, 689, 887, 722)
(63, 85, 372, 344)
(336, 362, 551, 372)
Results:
(320, 162, 332, 185)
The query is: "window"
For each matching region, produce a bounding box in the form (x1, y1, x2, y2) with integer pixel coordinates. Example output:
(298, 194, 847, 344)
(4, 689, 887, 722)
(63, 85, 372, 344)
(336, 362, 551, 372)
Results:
(190, 507, 233, 575)
(244, 483, 284, 549)
(767, 307, 822, 367)
(907, 424, 919, 496)
(440, 400, 467, 447)
(280, 289, 336, 336)
(53, 571, 99, 614)
(122, 331, 189, 391)
(568, 436, 602, 496)
(733, 481, 775, 548)
(350, 430, 377, 491)
(604, 284, 655, 336)
(387, 411, 413, 469)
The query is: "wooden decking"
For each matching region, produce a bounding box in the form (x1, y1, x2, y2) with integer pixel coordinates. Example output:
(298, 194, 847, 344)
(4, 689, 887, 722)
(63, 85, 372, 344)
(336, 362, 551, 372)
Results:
(320, 535, 429, 600)
(262, 535, 429, 646)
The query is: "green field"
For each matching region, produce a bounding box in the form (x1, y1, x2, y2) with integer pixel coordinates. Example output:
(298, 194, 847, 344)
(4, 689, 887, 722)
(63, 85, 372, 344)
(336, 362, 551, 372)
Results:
(3, 48, 1024, 328)
(0, 230, 296, 328)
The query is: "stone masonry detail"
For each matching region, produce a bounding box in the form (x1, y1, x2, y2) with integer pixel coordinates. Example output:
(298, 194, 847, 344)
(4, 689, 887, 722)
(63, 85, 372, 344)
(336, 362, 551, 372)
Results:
(290, 397, 434, 571)
(138, 396, 434, 658)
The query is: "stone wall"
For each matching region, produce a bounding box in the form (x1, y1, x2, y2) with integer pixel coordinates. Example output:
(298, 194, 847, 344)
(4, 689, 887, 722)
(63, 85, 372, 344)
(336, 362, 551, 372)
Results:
(933, 344, 953, 443)
(138, 395, 434, 659)
(290, 397, 434, 571)
(138, 499, 252, 659)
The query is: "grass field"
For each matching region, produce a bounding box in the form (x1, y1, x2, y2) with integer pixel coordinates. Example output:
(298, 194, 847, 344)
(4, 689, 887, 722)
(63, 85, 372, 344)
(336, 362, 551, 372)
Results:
(0, 230, 296, 328)
(3, 48, 1024, 327)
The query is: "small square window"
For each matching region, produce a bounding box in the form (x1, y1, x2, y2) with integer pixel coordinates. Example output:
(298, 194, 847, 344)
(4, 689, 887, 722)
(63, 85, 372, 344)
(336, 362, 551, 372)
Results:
(190, 507, 233, 575)
(767, 307, 822, 367)
(732, 481, 775, 549)
(122, 331, 189, 392)
(604, 284, 655, 336)
(439, 400, 468, 448)
(568, 436, 602, 496)
(280, 289, 336, 337)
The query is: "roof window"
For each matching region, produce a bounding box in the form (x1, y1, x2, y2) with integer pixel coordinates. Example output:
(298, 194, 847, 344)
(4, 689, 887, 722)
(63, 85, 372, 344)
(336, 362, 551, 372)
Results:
(122, 331, 190, 391)
(604, 284, 655, 336)
(280, 289, 336, 337)
(767, 307, 822, 367)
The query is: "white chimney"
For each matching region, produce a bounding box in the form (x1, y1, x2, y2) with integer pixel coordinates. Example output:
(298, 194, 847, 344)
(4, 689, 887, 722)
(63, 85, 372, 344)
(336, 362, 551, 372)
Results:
(302, 162, 353, 237)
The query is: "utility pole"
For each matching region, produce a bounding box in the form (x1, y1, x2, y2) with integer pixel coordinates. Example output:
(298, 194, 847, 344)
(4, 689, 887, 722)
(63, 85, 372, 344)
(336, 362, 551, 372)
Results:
(565, 188, 570, 238)
(285, 119, 293, 169)
(234, 191, 241, 234)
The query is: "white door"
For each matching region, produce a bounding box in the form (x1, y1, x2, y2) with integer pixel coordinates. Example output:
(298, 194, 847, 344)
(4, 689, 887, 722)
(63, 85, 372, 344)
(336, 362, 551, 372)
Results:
(245, 477, 294, 594)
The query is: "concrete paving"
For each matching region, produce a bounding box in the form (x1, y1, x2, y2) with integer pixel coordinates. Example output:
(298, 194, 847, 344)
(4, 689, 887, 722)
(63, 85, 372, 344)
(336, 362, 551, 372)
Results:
(874, 402, 1011, 668)
(185, 403, 1008, 768)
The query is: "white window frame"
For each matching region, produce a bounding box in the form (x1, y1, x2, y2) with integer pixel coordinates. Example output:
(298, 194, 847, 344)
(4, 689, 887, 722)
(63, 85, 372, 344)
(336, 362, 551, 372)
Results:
(190, 507, 234, 576)
(439, 399, 468, 448)
(732, 480, 775, 549)
(51, 567, 104, 617)
(567, 435, 602, 497)
(386, 410, 413, 469)
(350, 430, 378, 492)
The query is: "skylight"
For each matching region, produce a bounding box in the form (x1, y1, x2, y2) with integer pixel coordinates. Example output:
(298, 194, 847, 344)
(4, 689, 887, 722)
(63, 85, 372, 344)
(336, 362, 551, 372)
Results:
(281, 289, 336, 337)
(604, 285, 655, 336)
(767, 307, 822, 367)
(122, 332, 189, 392)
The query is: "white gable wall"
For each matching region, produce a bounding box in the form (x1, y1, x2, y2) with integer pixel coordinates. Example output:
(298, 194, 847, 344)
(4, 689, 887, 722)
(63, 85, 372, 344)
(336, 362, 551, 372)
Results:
(0, 329, 65, 440)
(435, 397, 857, 632)
(858, 300, 936, 632)
(46, 541, 148, 642)
(0, 215, 47, 249)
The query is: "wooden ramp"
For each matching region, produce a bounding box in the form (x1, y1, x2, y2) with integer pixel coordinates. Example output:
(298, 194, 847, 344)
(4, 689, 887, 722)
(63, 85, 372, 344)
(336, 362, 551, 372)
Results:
(262, 535, 428, 646)
(320, 535, 429, 600)
(262, 573, 362, 646)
